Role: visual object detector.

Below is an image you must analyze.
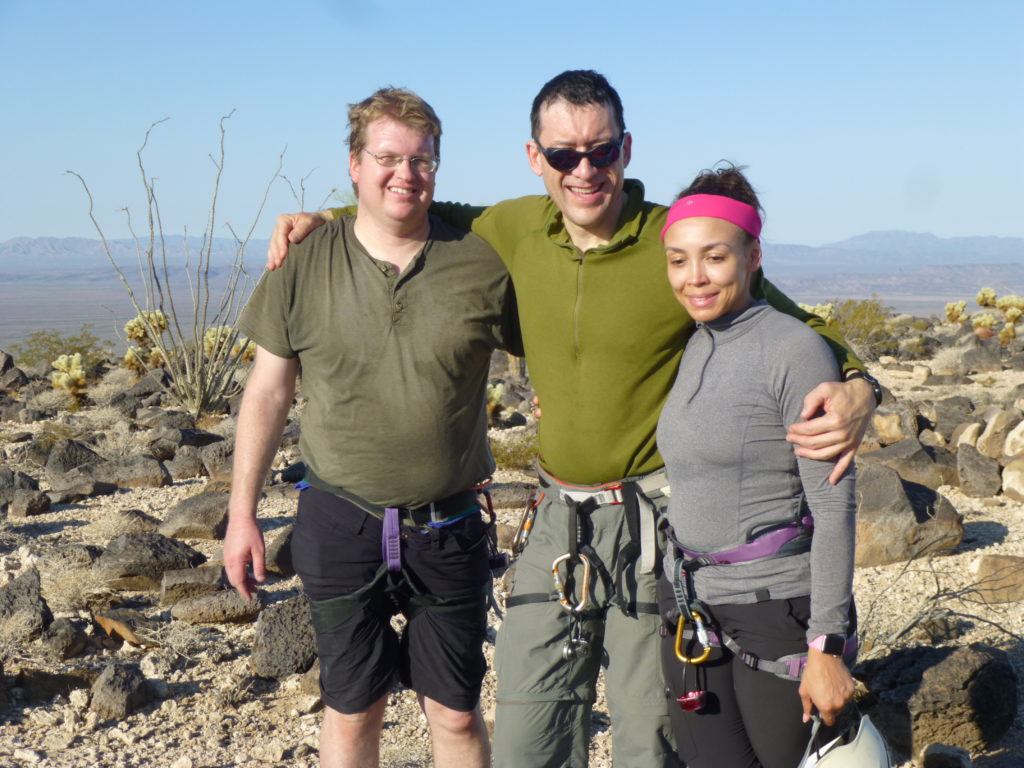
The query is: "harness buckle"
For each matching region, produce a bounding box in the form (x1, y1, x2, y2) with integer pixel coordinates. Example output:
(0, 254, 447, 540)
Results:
(551, 552, 592, 614)
(674, 609, 713, 665)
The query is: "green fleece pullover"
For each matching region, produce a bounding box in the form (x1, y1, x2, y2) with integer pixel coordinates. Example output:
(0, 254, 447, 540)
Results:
(332, 180, 863, 484)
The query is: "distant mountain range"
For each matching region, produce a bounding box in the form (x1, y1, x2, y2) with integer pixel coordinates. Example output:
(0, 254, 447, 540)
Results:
(0, 235, 264, 281)
(2, 230, 1022, 312)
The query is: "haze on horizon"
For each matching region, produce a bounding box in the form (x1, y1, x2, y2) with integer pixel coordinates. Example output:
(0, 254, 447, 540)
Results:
(1, 0, 1022, 249)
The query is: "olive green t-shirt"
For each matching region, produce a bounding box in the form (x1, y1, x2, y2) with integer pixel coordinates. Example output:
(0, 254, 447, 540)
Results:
(238, 214, 519, 508)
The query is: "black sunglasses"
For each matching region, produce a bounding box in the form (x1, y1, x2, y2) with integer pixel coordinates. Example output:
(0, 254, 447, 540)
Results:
(535, 134, 625, 173)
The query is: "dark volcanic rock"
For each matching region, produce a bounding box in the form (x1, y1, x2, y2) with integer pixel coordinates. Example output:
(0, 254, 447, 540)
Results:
(157, 491, 230, 540)
(249, 595, 317, 679)
(44, 438, 102, 475)
(854, 464, 963, 567)
(0, 567, 53, 641)
(908, 644, 1017, 754)
(90, 663, 153, 720)
(93, 532, 206, 591)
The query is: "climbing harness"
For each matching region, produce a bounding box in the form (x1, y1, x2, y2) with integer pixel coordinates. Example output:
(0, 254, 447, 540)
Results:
(664, 506, 856, 695)
(298, 468, 500, 626)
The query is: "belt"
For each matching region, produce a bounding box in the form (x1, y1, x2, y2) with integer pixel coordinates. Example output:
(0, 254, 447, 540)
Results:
(304, 468, 480, 528)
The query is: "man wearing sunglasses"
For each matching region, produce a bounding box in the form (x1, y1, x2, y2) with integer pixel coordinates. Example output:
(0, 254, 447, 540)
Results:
(265, 70, 878, 768)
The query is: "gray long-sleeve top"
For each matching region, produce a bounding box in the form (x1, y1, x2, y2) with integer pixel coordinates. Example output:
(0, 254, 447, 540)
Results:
(656, 300, 856, 640)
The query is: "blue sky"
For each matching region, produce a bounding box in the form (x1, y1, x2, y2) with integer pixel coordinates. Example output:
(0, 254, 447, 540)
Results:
(2, 0, 1022, 247)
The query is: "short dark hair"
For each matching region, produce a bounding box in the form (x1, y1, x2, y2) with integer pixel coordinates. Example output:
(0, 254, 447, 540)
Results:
(530, 70, 626, 140)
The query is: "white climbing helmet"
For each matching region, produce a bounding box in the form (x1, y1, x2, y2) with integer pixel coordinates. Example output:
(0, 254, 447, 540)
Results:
(798, 714, 892, 768)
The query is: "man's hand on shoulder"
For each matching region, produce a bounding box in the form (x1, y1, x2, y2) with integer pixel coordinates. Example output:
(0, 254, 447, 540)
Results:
(786, 377, 877, 484)
(266, 210, 334, 271)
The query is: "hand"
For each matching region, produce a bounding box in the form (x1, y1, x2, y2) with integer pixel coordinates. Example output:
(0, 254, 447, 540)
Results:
(799, 648, 855, 726)
(531, 395, 541, 420)
(266, 210, 333, 271)
(786, 378, 875, 484)
(223, 513, 266, 601)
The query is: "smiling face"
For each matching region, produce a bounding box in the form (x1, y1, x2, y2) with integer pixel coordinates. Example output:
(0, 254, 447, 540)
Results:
(526, 98, 631, 250)
(349, 116, 436, 234)
(664, 216, 762, 323)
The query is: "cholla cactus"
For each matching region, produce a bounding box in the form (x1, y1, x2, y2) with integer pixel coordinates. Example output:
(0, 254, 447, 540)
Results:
(124, 310, 168, 348)
(231, 338, 257, 364)
(51, 353, 87, 404)
(976, 287, 997, 308)
(972, 313, 997, 330)
(998, 322, 1016, 347)
(1005, 307, 1023, 325)
(121, 342, 168, 376)
(798, 302, 836, 325)
(203, 325, 234, 358)
(944, 300, 968, 324)
(996, 294, 1024, 316)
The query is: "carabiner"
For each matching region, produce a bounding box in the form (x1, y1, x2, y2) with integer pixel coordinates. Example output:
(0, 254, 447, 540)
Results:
(674, 609, 712, 664)
(551, 552, 591, 614)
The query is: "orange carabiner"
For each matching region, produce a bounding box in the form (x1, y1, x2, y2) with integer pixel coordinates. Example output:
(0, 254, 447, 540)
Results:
(674, 610, 712, 664)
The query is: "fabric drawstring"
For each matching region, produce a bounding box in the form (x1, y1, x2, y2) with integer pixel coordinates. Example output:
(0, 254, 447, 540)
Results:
(685, 324, 716, 404)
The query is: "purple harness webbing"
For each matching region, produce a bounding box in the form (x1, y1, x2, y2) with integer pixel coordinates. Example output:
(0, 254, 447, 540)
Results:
(382, 507, 402, 572)
(679, 515, 813, 565)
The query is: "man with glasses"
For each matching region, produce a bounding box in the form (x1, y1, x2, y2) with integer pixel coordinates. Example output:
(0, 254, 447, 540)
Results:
(266, 71, 878, 767)
(224, 87, 519, 768)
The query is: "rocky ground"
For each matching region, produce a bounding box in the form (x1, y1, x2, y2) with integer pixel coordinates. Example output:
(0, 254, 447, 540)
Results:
(1, 345, 1023, 767)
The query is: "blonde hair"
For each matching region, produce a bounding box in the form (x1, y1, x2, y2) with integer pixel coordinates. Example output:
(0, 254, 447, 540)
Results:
(347, 87, 442, 159)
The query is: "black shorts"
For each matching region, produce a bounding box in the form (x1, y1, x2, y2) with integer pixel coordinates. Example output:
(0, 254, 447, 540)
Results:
(291, 486, 491, 715)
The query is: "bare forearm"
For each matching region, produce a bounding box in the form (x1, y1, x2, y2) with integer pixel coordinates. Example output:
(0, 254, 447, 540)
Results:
(229, 380, 295, 514)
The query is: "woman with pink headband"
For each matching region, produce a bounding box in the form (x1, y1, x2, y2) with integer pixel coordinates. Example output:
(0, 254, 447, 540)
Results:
(655, 166, 860, 767)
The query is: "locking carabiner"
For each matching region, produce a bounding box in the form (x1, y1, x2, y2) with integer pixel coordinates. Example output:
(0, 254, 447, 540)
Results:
(551, 552, 592, 614)
(674, 609, 713, 664)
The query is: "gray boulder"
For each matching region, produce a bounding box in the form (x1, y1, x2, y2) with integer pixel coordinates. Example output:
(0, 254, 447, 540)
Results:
(8, 489, 52, 519)
(249, 595, 317, 679)
(93, 532, 206, 590)
(47, 480, 118, 505)
(0, 467, 39, 493)
(160, 565, 225, 606)
(855, 464, 963, 567)
(54, 455, 172, 490)
(0, 567, 53, 641)
(166, 445, 207, 481)
(90, 663, 153, 720)
(956, 443, 1002, 497)
(171, 589, 264, 624)
(44, 438, 101, 475)
(265, 525, 295, 576)
(857, 438, 951, 490)
(157, 491, 229, 540)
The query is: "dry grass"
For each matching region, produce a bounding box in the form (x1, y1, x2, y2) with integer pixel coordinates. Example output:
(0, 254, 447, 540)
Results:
(27, 387, 74, 412)
(929, 346, 968, 375)
(88, 367, 137, 406)
(92, 419, 146, 460)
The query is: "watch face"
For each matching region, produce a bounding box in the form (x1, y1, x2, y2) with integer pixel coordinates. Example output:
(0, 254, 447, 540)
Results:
(822, 635, 846, 656)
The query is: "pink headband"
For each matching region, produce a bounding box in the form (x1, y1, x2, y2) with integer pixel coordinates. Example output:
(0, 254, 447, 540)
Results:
(660, 194, 763, 241)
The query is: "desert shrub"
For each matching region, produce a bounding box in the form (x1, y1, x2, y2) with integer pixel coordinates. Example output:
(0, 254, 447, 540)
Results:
(89, 367, 137, 406)
(829, 295, 897, 361)
(28, 387, 75, 412)
(8, 324, 110, 370)
(976, 287, 997, 307)
(489, 428, 539, 471)
(944, 301, 967, 324)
